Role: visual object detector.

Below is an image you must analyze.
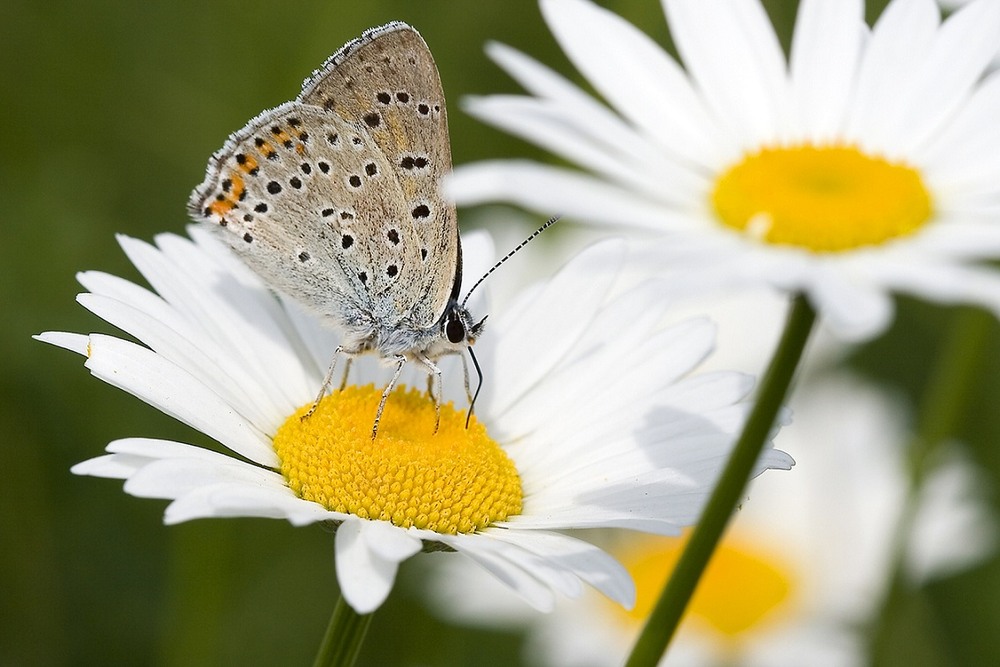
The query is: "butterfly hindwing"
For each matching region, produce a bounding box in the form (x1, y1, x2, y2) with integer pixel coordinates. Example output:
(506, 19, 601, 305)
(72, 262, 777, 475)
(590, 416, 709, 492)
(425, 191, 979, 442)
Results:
(190, 100, 420, 333)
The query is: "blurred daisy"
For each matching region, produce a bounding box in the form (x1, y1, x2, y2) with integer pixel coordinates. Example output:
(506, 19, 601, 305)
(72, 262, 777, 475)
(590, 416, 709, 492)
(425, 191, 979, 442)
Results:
(426, 375, 996, 666)
(37, 229, 792, 615)
(451, 0, 1000, 340)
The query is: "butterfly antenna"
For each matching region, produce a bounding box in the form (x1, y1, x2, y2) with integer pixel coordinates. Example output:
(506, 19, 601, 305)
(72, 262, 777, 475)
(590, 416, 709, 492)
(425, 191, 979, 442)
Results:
(461, 215, 561, 308)
(465, 345, 484, 429)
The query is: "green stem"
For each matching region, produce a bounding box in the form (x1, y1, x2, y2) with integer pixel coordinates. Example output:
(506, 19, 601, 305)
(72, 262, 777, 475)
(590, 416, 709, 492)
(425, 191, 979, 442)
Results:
(625, 294, 817, 667)
(908, 307, 990, 476)
(312, 595, 375, 667)
(868, 306, 991, 656)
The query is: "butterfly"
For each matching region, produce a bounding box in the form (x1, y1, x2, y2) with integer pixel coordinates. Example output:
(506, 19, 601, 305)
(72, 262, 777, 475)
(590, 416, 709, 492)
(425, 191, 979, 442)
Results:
(188, 22, 484, 439)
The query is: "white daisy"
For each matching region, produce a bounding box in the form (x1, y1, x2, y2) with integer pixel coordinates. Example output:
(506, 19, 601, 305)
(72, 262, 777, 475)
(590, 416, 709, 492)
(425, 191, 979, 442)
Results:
(450, 0, 1000, 341)
(36, 228, 792, 615)
(426, 374, 996, 666)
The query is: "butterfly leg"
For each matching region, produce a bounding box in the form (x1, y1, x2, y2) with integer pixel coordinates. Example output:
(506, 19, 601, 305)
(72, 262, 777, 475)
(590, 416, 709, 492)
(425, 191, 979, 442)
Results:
(303, 345, 345, 420)
(424, 372, 441, 433)
(460, 353, 473, 409)
(373, 355, 407, 440)
(425, 374, 435, 406)
(416, 354, 443, 434)
(338, 357, 353, 391)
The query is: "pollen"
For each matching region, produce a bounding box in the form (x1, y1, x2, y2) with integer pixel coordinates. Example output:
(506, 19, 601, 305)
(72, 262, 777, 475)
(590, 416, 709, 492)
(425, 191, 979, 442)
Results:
(272, 385, 523, 534)
(711, 144, 932, 252)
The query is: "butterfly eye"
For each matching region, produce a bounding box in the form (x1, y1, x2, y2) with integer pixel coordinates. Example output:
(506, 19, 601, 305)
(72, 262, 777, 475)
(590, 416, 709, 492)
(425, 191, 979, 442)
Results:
(446, 313, 466, 344)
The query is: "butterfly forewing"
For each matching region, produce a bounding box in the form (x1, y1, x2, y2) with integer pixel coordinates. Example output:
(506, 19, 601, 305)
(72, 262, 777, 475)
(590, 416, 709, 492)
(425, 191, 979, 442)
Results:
(298, 23, 460, 328)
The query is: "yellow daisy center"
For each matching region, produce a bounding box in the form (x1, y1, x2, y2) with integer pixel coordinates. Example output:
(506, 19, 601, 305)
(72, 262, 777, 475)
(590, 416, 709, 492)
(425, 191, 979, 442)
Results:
(273, 385, 522, 534)
(712, 144, 932, 252)
(613, 532, 794, 639)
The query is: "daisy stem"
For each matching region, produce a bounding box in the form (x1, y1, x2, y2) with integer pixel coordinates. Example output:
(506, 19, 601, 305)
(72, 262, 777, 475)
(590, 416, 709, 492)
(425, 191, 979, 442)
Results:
(312, 596, 374, 667)
(906, 306, 990, 482)
(868, 306, 992, 657)
(624, 294, 816, 667)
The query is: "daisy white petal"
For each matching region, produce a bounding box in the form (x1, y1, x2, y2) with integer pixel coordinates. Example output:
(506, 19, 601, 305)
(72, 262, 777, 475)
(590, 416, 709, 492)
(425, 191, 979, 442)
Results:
(164, 482, 326, 526)
(85, 334, 277, 465)
(869, 259, 1000, 311)
(44, 231, 790, 615)
(665, 0, 790, 148)
(447, 161, 681, 231)
(808, 263, 897, 340)
(480, 41, 714, 199)
(895, 0, 1000, 154)
(657, 372, 757, 417)
(335, 519, 424, 614)
(440, 535, 560, 613)
(484, 529, 636, 608)
(34, 331, 88, 356)
(478, 535, 587, 601)
(120, 234, 311, 414)
(920, 72, 1000, 190)
(123, 454, 283, 500)
(76, 292, 278, 428)
(463, 95, 700, 203)
(905, 220, 1000, 258)
(481, 42, 655, 153)
(335, 519, 405, 614)
(846, 0, 941, 150)
(789, 0, 864, 142)
(495, 309, 710, 443)
(68, 437, 216, 479)
(484, 239, 624, 418)
(540, 0, 723, 166)
(454, 0, 1000, 339)
(937, 0, 1000, 68)
(77, 270, 178, 331)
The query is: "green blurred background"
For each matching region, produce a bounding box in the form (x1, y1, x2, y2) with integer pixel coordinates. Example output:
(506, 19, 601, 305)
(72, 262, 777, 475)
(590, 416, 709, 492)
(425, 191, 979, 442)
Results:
(3, 0, 1000, 665)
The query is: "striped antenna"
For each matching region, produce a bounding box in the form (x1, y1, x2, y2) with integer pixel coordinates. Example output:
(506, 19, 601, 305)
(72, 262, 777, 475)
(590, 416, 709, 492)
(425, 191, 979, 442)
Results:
(461, 215, 561, 307)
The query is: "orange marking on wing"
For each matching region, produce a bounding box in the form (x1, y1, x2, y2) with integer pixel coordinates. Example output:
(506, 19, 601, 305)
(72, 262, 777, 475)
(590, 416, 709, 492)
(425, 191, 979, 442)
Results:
(256, 140, 276, 157)
(206, 171, 245, 219)
(209, 199, 235, 216)
(229, 172, 245, 200)
(239, 155, 259, 173)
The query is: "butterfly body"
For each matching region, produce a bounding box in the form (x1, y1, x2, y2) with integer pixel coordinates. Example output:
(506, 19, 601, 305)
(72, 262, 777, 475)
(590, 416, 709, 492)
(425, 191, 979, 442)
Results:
(189, 22, 482, 434)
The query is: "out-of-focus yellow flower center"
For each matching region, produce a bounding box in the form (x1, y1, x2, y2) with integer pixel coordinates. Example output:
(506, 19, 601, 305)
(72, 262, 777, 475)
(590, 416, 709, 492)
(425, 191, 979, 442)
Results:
(712, 144, 932, 252)
(613, 532, 794, 639)
(273, 385, 522, 535)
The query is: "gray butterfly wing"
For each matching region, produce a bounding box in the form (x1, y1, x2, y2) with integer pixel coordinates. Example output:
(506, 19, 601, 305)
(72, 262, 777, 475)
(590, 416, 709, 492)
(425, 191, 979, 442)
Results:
(189, 21, 457, 345)
(298, 22, 460, 329)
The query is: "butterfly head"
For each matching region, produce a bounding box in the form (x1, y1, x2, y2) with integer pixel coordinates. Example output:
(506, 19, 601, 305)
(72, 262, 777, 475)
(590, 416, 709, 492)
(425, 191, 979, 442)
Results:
(443, 300, 487, 347)
(442, 299, 487, 429)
